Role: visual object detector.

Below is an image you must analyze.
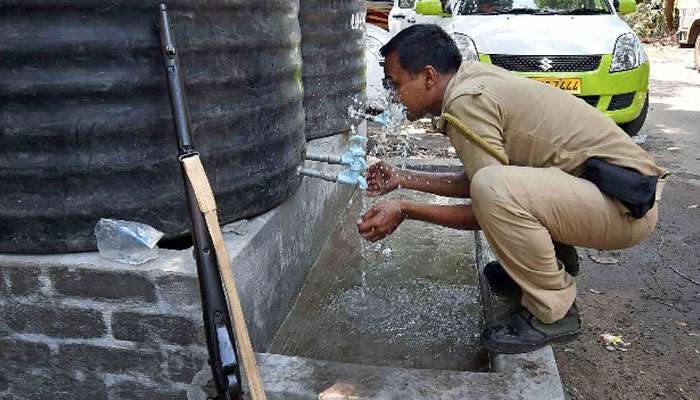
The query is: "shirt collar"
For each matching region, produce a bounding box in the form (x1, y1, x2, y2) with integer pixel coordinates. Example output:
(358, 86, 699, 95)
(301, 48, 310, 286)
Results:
(440, 61, 476, 113)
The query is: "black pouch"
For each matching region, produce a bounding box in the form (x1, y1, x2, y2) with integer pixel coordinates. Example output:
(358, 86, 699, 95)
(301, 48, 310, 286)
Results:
(581, 158, 657, 219)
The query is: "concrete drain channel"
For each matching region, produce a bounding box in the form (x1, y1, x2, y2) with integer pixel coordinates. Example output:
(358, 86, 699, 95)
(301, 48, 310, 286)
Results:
(0, 136, 564, 399)
(259, 157, 566, 399)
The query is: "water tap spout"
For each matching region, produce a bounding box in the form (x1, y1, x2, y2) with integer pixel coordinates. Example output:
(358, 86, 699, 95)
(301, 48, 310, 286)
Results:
(336, 169, 368, 190)
(298, 135, 369, 190)
(337, 135, 368, 189)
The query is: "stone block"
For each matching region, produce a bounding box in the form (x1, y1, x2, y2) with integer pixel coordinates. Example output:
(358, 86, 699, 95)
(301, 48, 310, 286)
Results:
(0, 338, 53, 365)
(57, 344, 164, 377)
(6, 266, 41, 296)
(0, 370, 8, 391)
(166, 347, 208, 384)
(155, 274, 201, 311)
(51, 268, 156, 302)
(4, 368, 107, 400)
(0, 272, 7, 295)
(108, 381, 187, 400)
(112, 311, 201, 346)
(0, 303, 106, 338)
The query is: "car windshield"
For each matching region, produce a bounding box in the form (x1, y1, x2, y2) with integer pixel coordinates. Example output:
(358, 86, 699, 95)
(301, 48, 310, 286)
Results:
(444, 0, 612, 15)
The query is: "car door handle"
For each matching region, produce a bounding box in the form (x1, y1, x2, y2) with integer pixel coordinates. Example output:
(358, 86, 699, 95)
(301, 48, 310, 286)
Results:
(407, 17, 416, 23)
(392, 15, 406, 19)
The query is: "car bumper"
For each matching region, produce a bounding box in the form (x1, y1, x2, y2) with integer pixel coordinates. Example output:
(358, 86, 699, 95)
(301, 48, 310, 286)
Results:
(479, 54, 649, 124)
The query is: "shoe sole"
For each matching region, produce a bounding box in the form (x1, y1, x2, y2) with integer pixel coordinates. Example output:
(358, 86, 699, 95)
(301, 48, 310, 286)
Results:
(481, 327, 583, 354)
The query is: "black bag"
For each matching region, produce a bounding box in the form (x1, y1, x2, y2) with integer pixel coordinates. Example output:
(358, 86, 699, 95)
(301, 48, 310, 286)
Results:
(581, 158, 657, 219)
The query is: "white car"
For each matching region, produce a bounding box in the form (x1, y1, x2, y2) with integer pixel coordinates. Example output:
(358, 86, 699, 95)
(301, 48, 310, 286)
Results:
(676, 0, 700, 70)
(387, 0, 650, 136)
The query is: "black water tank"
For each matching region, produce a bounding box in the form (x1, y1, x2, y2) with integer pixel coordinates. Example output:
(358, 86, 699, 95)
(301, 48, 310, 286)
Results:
(300, 0, 366, 140)
(0, 1, 305, 254)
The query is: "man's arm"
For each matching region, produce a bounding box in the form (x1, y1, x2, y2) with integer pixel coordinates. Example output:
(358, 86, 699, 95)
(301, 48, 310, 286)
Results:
(357, 200, 479, 242)
(366, 161, 471, 198)
(401, 200, 479, 230)
(397, 168, 471, 198)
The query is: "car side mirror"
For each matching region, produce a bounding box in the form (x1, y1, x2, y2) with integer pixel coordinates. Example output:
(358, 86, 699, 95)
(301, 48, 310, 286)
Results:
(415, 0, 447, 15)
(617, 0, 636, 15)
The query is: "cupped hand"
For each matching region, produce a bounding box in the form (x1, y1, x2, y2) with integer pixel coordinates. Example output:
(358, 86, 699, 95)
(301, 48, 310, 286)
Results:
(356, 200, 406, 242)
(365, 161, 402, 197)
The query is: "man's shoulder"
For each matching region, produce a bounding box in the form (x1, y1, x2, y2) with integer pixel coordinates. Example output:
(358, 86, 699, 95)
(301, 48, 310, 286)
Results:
(443, 62, 513, 111)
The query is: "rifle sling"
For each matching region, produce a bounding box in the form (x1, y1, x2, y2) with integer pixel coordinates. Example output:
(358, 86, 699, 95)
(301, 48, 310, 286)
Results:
(442, 112, 509, 166)
(181, 155, 267, 400)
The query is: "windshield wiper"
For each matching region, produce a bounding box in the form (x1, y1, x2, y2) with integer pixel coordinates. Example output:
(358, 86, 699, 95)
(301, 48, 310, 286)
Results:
(500, 7, 558, 14)
(559, 8, 610, 14)
(472, 10, 502, 14)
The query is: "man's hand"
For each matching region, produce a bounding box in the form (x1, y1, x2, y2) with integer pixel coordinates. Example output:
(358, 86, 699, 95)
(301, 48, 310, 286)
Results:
(365, 161, 402, 197)
(357, 200, 406, 242)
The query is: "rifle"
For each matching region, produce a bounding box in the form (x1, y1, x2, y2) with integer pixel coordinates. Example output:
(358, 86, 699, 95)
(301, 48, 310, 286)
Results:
(157, 5, 246, 399)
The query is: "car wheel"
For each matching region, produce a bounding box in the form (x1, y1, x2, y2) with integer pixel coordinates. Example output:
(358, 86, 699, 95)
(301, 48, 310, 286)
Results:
(695, 35, 700, 72)
(619, 95, 649, 137)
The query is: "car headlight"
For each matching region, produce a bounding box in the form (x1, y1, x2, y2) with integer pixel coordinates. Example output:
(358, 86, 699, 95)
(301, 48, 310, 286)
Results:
(610, 33, 648, 73)
(450, 32, 479, 62)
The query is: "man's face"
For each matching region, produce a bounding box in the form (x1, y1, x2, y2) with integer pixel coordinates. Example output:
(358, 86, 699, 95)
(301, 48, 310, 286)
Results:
(383, 52, 434, 121)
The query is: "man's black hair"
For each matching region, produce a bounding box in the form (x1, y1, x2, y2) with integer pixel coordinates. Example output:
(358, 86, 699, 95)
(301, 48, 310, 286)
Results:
(380, 24, 462, 74)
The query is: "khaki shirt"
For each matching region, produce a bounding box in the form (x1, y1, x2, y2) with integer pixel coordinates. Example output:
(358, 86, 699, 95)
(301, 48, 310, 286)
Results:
(437, 62, 667, 181)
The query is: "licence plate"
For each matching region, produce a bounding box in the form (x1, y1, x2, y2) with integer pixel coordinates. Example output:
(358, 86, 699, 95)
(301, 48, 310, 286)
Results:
(529, 77, 581, 94)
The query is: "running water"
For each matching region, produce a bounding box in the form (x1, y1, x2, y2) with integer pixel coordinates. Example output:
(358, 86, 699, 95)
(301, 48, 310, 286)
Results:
(349, 92, 410, 299)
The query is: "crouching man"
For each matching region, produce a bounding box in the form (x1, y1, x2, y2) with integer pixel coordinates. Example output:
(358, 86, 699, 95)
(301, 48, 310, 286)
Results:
(358, 24, 667, 354)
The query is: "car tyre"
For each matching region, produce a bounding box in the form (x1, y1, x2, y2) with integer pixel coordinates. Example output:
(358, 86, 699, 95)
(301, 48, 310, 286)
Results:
(619, 95, 649, 137)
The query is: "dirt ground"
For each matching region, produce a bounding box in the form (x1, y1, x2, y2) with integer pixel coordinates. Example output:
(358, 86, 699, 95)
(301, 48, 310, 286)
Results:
(553, 45, 700, 400)
(367, 44, 700, 399)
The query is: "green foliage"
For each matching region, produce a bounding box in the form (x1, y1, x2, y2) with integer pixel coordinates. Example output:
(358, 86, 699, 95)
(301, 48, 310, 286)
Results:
(623, 0, 666, 38)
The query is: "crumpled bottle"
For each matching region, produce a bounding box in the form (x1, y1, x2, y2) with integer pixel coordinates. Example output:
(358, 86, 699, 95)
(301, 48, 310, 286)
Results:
(94, 218, 164, 265)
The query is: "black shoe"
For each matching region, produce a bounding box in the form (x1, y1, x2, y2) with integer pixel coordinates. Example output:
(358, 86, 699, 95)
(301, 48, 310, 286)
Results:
(481, 303, 582, 354)
(483, 260, 521, 296)
(484, 243, 579, 296)
(554, 242, 579, 276)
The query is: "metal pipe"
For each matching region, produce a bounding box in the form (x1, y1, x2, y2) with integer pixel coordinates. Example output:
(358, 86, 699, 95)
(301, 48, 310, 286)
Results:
(304, 153, 342, 164)
(297, 167, 338, 183)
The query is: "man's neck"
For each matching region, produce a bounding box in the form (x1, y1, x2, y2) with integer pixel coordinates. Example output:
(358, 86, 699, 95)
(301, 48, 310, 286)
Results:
(428, 72, 456, 116)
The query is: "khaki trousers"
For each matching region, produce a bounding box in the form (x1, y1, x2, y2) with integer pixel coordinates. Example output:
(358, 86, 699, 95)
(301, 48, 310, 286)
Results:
(470, 166, 658, 323)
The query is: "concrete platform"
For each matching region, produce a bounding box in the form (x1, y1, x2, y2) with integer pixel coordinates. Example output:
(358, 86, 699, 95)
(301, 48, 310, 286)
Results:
(254, 346, 562, 400)
(255, 158, 565, 400)
(246, 230, 565, 400)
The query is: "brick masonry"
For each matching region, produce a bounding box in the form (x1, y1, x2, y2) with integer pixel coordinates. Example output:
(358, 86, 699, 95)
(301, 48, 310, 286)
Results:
(0, 260, 207, 400)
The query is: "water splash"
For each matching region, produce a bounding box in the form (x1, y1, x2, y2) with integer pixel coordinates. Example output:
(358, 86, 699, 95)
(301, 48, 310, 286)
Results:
(325, 278, 481, 347)
(361, 271, 367, 298)
(348, 89, 408, 135)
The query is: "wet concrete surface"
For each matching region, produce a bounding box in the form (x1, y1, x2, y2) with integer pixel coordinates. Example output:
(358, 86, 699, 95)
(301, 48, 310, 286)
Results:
(269, 189, 487, 371)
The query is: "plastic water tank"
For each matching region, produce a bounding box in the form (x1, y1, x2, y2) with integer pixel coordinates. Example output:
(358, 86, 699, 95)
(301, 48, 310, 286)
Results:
(0, 1, 306, 253)
(299, 0, 366, 140)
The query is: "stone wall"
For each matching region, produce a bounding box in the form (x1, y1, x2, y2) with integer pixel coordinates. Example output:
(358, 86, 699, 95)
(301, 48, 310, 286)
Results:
(0, 132, 359, 400)
(0, 256, 206, 399)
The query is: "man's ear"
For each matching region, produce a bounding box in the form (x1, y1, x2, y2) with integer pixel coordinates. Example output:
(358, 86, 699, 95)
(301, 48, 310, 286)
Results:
(423, 65, 438, 88)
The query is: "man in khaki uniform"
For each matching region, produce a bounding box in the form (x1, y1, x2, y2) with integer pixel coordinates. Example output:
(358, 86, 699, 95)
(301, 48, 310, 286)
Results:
(358, 24, 666, 353)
